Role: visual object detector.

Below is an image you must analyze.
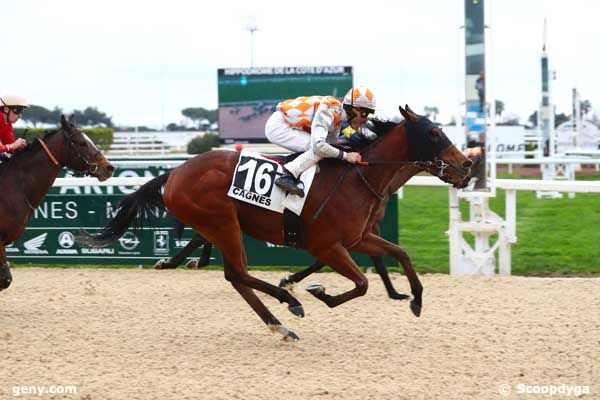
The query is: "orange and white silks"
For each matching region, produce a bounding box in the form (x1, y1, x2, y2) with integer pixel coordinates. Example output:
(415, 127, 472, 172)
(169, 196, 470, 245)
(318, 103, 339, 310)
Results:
(277, 96, 343, 133)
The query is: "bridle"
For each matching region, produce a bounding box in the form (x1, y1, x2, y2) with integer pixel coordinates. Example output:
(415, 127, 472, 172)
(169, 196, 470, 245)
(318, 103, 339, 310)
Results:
(39, 127, 102, 176)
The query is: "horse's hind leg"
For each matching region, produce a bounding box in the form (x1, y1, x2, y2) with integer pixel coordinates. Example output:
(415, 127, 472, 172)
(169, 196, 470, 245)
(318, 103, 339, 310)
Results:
(154, 234, 207, 270)
(350, 234, 423, 317)
(279, 260, 326, 289)
(211, 224, 304, 339)
(194, 242, 213, 269)
(371, 256, 410, 300)
(306, 243, 369, 308)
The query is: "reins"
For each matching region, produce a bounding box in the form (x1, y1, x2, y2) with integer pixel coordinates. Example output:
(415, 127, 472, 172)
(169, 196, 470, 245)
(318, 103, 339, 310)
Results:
(312, 165, 351, 220)
(357, 158, 452, 178)
(38, 138, 60, 166)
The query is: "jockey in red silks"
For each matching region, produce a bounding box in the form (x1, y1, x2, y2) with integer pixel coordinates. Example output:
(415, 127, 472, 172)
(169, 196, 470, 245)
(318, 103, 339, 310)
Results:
(265, 86, 377, 197)
(0, 95, 29, 157)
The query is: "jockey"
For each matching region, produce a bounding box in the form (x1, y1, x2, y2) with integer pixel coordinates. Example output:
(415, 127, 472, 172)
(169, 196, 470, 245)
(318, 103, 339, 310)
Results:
(0, 95, 29, 157)
(265, 86, 376, 197)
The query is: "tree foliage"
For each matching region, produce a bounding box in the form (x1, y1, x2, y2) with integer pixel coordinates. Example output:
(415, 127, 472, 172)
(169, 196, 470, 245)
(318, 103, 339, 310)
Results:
(21, 104, 113, 127)
(579, 99, 592, 116)
(72, 107, 113, 127)
(495, 100, 505, 117)
(181, 107, 217, 127)
(423, 106, 439, 121)
(21, 105, 62, 127)
(187, 133, 220, 154)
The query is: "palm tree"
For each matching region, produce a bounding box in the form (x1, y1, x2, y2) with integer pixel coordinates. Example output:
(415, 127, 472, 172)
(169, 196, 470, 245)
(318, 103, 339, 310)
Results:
(423, 106, 439, 122)
(495, 100, 505, 118)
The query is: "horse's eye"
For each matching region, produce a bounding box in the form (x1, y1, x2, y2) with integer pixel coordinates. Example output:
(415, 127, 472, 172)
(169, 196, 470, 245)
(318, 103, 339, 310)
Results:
(429, 129, 440, 143)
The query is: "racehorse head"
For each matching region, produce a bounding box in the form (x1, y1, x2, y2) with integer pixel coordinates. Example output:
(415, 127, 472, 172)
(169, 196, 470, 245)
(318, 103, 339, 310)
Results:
(56, 115, 115, 181)
(399, 105, 472, 188)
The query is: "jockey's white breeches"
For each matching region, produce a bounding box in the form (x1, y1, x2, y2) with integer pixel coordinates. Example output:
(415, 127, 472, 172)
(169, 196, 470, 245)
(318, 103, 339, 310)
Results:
(265, 111, 345, 179)
(265, 111, 311, 153)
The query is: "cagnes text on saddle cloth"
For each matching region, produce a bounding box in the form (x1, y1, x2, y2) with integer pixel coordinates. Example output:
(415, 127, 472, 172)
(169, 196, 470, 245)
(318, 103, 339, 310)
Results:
(227, 150, 316, 216)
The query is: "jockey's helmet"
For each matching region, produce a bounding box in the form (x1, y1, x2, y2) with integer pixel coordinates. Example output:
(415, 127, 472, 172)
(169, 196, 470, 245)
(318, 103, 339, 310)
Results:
(0, 95, 29, 114)
(343, 86, 376, 115)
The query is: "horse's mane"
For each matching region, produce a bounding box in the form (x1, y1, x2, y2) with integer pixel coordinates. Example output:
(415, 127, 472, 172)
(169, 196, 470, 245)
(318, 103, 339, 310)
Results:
(0, 129, 61, 176)
(368, 118, 400, 137)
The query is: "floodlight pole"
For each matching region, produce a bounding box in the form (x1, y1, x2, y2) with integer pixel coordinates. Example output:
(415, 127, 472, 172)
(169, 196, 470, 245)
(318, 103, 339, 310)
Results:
(243, 17, 259, 67)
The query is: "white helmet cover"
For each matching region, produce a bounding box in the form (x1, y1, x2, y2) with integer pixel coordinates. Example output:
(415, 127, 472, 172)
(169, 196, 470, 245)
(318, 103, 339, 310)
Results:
(0, 95, 29, 108)
(343, 86, 376, 111)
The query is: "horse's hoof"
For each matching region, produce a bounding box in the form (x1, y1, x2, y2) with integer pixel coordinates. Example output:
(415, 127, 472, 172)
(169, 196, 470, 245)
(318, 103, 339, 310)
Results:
(283, 331, 300, 342)
(268, 323, 299, 342)
(153, 260, 167, 270)
(279, 276, 293, 289)
(0, 268, 12, 290)
(306, 283, 325, 296)
(288, 305, 305, 318)
(0, 279, 12, 290)
(306, 284, 325, 295)
(185, 259, 198, 269)
(410, 300, 422, 317)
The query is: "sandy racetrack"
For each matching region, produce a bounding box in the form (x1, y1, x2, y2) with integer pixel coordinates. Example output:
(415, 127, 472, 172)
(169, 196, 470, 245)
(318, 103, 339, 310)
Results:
(1, 268, 598, 400)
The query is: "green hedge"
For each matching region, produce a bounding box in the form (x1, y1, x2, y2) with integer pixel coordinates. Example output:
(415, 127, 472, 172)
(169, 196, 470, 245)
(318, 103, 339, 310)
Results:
(14, 128, 113, 152)
(187, 133, 220, 154)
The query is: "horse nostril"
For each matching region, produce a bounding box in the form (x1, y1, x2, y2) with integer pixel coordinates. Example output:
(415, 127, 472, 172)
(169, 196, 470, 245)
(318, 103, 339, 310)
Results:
(106, 164, 115, 173)
(463, 160, 473, 168)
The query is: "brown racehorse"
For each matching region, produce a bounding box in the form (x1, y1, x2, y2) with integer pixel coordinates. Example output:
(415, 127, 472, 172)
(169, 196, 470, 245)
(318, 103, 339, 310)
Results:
(83, 106, 472, 341)
(0, 115, 114, 291)
(156, 166, 420, 302)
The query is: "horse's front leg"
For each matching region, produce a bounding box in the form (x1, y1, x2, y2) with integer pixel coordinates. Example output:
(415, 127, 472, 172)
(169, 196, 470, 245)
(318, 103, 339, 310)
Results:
(371, 256, 410, 300)
(350, 233, 422, 316)
(369, 223, 410, 300)
(0, 242, 13, 291)
(306, 243, 369, 308)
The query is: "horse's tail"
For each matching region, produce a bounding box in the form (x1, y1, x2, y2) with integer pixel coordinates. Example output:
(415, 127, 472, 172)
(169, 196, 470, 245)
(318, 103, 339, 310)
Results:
(78, 172, 171, 247)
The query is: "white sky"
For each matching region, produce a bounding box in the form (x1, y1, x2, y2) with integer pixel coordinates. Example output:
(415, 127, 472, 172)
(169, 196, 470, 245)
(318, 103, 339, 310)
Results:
(2, 0, 598, 128)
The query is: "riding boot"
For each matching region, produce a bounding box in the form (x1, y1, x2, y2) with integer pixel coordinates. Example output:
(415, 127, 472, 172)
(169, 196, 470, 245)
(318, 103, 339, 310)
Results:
(275, 150, 322, 197)
(275, 169, 305, 197)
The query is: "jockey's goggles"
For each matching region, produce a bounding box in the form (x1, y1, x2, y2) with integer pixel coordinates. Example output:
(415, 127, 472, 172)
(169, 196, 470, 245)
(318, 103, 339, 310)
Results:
(356, 107, 374, 118)
(9, 106, 26, 115)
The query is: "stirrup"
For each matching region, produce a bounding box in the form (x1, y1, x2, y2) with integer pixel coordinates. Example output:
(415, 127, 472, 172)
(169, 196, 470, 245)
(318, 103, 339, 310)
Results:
(275, 175, 305, 197)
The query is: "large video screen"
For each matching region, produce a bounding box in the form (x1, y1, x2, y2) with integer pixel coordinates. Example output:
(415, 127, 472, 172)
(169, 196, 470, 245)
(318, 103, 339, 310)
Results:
(217, 66, 353, 143)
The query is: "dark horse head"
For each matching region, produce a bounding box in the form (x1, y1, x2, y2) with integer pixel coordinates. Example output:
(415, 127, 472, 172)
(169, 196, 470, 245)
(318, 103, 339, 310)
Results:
(398, 104, 472, 188)
(52, 114, 115, 180)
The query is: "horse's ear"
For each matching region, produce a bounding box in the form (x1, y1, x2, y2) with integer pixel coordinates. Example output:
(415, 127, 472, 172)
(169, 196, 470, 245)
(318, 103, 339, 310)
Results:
(399, 105, 409, 119)
(68, 114, 77, 126)
(400, 104, 418, 123)
(60, 114, 69, 129)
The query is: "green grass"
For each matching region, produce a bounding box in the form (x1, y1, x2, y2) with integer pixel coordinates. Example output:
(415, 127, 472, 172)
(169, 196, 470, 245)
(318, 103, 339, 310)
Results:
(397, 185, 600, 276)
